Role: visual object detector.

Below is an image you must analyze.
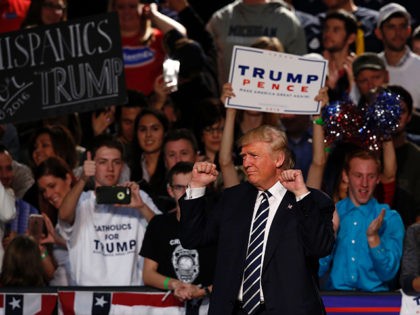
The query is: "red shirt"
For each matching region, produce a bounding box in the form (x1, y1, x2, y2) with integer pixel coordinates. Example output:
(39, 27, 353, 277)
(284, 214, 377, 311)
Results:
(0, 0, 30, 34)
(122, 28, 165, 96)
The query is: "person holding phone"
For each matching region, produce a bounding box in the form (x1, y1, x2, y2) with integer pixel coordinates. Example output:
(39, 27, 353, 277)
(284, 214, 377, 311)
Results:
(108, 0, 186, 95)
(58, 135, 161, 286)
(34, 157, 77, 285)
(0, 154, 69, 285)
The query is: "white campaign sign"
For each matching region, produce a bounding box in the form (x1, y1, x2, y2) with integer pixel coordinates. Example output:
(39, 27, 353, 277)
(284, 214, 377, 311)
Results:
(226, 46, 328, 115)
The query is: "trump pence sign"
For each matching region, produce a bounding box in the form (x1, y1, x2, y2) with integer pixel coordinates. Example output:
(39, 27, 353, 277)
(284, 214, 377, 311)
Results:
(227, 46, 327, 114)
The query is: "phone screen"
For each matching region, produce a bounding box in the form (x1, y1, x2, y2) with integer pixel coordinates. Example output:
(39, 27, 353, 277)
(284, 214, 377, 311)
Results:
(28, 215, 44, 241)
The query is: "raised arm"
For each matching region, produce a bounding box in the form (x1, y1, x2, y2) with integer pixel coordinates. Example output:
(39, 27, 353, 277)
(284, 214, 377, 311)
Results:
(306, 87, 329, 189)
(148, 3, 186, 35)
(219, 83, 240, 188)
(380, 140, 396, 184)
(280, 169, 335, 257)
(59, 152, 95, 224)
(168, 0, 218, 72)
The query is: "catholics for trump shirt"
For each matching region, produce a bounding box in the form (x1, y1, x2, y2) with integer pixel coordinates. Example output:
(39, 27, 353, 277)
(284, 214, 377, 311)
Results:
(59, 190, 161, 286)
(319, 197, 404, 291)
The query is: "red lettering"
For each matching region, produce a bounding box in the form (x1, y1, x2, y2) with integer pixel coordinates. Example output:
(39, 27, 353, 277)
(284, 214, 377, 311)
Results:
(243, 79, 250, 86)
(301, 86, 308, 92)
(271, 83, 280, 90)
(287, 85, 294, 91)
(257, 81, 265, 88)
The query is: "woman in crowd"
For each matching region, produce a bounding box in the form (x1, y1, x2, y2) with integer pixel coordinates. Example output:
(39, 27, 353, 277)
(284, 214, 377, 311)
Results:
(23, 125, 77, 224)
(194, 99, 225, 166)
(130, 108, 169, 210)
(34, 157, 75, 285)
(29, 125, 78, 171)
(108, 0, 186, 95)
(21, 0, 67, 28)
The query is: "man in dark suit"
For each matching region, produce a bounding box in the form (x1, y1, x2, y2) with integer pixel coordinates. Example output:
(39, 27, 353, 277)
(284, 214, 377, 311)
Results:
(179, 125, 335, 315)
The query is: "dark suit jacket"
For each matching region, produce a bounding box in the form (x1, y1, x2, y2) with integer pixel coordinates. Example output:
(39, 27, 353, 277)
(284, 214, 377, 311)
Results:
(180, 182, 335, 315)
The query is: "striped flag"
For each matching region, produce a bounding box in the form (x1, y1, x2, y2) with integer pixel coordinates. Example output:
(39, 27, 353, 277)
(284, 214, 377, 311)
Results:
(0, 293, 57, 315)
(323, 293, 402, 315)
(58, 290, 185, 315)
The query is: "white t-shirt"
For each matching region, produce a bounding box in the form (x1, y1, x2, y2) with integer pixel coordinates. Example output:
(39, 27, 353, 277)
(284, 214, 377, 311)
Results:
(59, 190, 161, 286)
(379, 49, 420, 111)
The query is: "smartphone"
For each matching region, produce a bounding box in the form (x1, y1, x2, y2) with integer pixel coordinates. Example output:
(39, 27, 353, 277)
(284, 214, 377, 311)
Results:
(96, 186, 131, 204)
(28, 214, 45, 241)
(163, 58, 180, 93)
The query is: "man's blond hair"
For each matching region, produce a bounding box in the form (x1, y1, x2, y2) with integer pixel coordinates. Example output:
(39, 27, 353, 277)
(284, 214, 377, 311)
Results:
(239, 125, 294, 170)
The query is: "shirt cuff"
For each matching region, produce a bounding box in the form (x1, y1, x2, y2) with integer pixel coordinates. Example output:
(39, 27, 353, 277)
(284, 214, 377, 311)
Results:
(296, 191, 310, 202)
(185, 186, 206, 199)
(369, 241, 387, 259)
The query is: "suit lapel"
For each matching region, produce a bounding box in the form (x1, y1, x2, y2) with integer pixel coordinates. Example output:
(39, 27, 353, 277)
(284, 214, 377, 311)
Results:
(262, 191, 296, 272)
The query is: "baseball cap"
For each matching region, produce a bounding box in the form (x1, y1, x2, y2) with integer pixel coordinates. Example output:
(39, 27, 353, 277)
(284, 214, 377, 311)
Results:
(377, 2, 410, 27)
(352, 53, 386, 76)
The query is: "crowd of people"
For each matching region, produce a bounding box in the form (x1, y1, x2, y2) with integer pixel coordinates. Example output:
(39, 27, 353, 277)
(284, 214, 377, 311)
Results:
(1, 0, 420, 313)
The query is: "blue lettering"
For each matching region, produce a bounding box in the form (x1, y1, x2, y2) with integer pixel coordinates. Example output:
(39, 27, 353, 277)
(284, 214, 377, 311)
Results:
(106, 242, 114, 253)
(93, 239, 137, 254)
(307, 75, 318, 84)
(287, 73, 302, 83)
(237, 66, 317, 85)
(117, 242, 128, 252)
(238, 65, 249, 75)
(253, 67, 264, 79)
(269, 71, 282, 81)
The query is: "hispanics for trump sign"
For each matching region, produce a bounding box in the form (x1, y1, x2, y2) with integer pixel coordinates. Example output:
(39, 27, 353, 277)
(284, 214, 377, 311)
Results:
(0, 13, 126, 124)
(226, 46, 328, 115)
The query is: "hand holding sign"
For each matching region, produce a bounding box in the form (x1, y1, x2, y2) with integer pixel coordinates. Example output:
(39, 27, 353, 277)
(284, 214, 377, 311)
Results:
(220, 82, 236, 104)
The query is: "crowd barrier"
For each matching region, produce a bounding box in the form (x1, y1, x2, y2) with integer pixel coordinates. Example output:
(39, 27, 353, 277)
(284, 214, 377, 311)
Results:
(0, 286, 407, 315)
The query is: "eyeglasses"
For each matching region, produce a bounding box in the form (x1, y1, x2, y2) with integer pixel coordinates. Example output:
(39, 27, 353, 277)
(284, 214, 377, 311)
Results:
(42, 2, 66, 10)
(203, 126, 224, 134)
(170, 184, 188, 192)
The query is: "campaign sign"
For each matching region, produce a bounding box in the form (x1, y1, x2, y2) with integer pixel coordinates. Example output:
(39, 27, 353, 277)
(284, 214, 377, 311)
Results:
(227, 45, 327, 114)
(0, 13, 126, 124)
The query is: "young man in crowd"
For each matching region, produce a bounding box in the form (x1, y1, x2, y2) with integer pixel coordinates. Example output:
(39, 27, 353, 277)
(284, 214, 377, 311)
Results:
(319, 0, 382, 54)
(375, 3, 420, 111)
(319, 150, 404, 291)
(322, 9, 357, 101)
(141, 161, 215, 311)
(58, 135, 160, 286)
